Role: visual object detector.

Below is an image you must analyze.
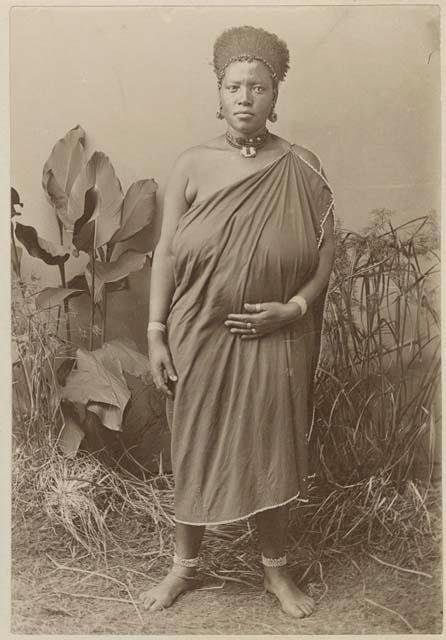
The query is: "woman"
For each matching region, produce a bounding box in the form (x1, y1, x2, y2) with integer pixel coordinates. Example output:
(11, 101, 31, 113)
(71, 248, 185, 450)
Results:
(140, 26, 335, 618)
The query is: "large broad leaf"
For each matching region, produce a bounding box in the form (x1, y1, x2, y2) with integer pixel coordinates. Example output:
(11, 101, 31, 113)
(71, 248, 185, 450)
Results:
(87, 403, 123, 431)
(68, 151, 123, 245)
(58, 410, 85, 457)
(72, 186, 100, 253)
(62, 348, 130, 431)
(11, 187, 23, 217)
(110, 179, 157, 243)
(85, 340, 151, 429)
(42, 125, 86, 230)
(85, 250, 148, 303)
(43, 171, 69, 230)
(111, 225, 155, 261)
(98, 338, 151, 381)
(67, 272, 128, 294)
(67, 273, 89, 291)
(36, 287, 83, 310)
(15, 222, 71, 266)
(56, 357, 77, 387)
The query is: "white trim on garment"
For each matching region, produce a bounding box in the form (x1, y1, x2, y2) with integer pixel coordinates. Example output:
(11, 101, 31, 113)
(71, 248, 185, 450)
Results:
(294, 151, 336, 250)
(317, 200, 335, 249)
(295, 152, 334, 193)
(293, 151, 336, 442)
(174, 491, 310, 527)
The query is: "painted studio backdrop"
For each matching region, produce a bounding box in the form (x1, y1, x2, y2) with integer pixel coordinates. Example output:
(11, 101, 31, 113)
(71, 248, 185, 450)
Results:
(10, 5, 440, 468)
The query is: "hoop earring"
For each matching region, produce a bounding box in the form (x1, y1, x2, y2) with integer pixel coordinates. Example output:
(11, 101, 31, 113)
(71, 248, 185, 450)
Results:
(268, 110, 278, 123)
(216, 105, 224, 120)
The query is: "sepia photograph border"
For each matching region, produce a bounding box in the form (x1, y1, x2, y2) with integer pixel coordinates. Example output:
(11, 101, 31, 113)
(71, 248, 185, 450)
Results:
(2, 0, 445, 638)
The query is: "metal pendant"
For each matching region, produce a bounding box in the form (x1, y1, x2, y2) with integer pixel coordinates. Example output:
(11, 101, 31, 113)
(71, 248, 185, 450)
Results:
(241, 145, 257, 158)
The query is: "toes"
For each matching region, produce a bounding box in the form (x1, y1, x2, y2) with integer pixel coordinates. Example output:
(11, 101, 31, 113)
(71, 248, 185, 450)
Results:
(149, 599, 164, 612)
(306, 598, 316, 612)
(303, 596, 315, 611)
(142, 596, 156, 610)
(288, 605, 305, 619)
(300, 602, 313, 616)
(305, 594, 315, 605)
(283, 596, 315, 618)
(299, 596, 315, 616)
(139, 590, 159, 610)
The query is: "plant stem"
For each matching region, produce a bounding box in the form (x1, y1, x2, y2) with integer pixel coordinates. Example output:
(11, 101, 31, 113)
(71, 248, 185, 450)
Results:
(54, 218, 65, 338)
(101, 289, 107, 345)
(89, 251, 95, 351)
(58, 263, 71, 343)
(98, 243, 109, 345)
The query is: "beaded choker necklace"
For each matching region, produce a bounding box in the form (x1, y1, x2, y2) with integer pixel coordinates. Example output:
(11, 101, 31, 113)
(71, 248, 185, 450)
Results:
(225, 129, 269, 158)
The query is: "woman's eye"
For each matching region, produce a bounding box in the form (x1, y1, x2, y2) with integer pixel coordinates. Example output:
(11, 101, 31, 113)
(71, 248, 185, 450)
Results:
(253, 86, 265, 93)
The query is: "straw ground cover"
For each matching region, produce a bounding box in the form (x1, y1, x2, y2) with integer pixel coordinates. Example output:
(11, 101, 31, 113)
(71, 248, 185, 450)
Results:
(11, 528, 442, 634)
(11, 211, 441, 633)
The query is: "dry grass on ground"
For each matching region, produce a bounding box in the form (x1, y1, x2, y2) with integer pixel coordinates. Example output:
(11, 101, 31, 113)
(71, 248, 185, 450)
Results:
(11, 497, 442, 636)
(11, 434, 442, 634)
(12, 541, 441, 635)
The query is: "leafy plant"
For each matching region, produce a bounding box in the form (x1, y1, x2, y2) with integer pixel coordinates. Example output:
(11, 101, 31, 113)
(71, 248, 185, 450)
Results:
(14, 125, 157, 344)
(59, 338, 152, 449)
(15, 222, 72, 266)
(13, 125, 158, 455)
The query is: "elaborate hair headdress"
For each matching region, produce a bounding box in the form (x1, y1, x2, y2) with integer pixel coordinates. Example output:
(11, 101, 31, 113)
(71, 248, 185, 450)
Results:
(213, 26, 290, 86)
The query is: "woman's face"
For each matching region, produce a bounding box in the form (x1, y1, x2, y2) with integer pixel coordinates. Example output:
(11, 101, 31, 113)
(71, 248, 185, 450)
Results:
(219, 60, 275, 137)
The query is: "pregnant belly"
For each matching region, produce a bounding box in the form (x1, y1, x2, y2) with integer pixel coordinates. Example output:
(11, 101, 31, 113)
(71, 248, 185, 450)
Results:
(171, 224, 317, 322)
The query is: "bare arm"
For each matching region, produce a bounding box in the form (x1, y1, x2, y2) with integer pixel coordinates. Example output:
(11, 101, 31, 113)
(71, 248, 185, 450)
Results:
(148, 151, 192, 395)
(289, 212, 335, 309)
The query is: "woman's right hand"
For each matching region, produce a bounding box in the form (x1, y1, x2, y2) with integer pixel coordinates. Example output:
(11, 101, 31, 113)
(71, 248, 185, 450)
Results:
(148, 334, 178, 399)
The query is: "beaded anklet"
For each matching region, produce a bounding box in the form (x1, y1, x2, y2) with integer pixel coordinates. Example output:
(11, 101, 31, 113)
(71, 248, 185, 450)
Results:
(261, 554, 287, 568)
(172, 553, 200, 582)
(173, 552, 199, 569)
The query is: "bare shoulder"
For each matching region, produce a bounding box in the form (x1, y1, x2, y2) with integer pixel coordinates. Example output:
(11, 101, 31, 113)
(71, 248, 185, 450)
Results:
(291, 143, 322, 172)
(170, 139, 223, 174)
(170, 145, 201, 174)
(165, 146, 202, 196)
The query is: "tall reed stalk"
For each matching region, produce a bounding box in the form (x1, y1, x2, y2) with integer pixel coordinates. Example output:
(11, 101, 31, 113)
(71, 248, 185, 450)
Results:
(314, 210, 440, 488)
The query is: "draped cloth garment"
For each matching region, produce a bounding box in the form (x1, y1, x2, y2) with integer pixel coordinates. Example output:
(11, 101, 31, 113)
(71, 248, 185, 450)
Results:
(166, 145, 334, 525)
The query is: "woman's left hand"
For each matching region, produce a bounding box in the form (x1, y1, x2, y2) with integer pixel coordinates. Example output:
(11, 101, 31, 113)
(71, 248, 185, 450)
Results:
(225, 302, 301, 340)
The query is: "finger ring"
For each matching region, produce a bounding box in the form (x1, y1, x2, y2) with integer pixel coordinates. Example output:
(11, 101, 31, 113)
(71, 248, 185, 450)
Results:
(247, 322, 252, 329)
(251, 327, 257, 334)
(255, 303, 262, 312)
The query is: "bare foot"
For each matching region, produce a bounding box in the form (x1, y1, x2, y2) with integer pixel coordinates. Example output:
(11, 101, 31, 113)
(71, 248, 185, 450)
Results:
(139, 566, 199, 611)
(264, 567, 315, 618)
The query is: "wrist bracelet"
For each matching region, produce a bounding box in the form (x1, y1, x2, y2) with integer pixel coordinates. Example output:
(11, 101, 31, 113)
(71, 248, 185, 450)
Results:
(147, 321, 166, 333)
(287, 294, 308, 316)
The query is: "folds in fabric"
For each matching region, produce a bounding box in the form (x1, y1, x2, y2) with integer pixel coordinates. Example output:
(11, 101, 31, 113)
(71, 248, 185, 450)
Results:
(167, 146, 334, 525)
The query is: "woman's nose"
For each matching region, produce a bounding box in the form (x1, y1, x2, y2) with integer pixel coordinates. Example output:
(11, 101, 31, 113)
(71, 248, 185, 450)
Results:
(238, 88, 253, 105)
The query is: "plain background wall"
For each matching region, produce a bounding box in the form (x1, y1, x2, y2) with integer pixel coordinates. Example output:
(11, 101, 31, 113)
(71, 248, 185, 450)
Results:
(10, 4, 440, 284)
